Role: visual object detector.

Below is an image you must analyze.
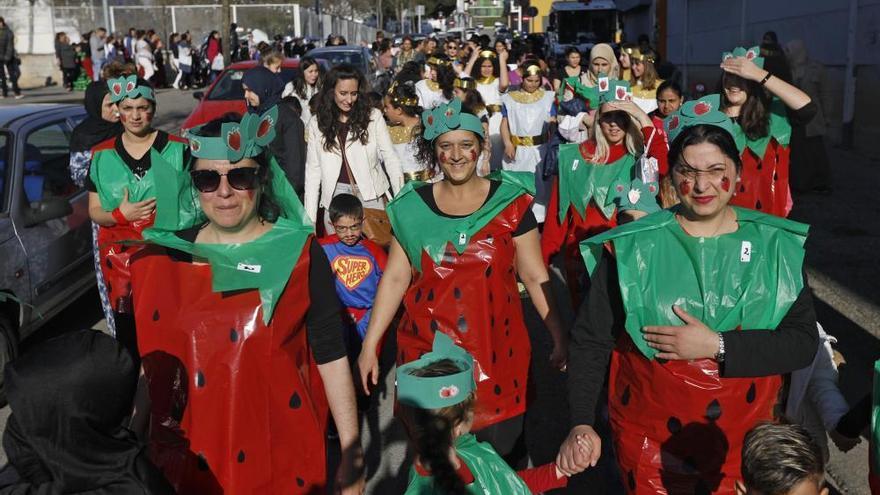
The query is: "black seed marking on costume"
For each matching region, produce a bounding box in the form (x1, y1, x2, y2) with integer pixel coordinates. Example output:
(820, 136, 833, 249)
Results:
(237, 450, 245, 463)
(412, 322, 419, 336)
(508, 348, 513, 358)
(454, 287, 462, 299)
(773, 172, 778, 181)
(490, 316, 495, 328)
(739, 184, 746, 193)
(514, 379, 519, 388)
(289, 392, 302, 409)
(195, 370, 205, 388)
(431, 320, 440, 333)
(152, 309, 160, 321)
(627, 470, 635, 490)
(667, 416, 682, 434)
(746, 382, 756, 403)
(494, 384, 501, 395)
(706, 399, 722, 421)
(485, 266, 493, 277)
(492, 351, 496, 363)
(656, 357, 668, 365)
(457, 315, 468, 332)
(756, 200, 763, 210)
(504, 318, 509, 326)
(621, 385, 630, 405)
(106, 258, 113, 269)
(488, 292, 493, 304)
(427, 289, 434, 301)
(296, 477, 305, 487)
(496, 408, 501, 414)
(515, 395, 520, 404)
(757, 161, 762, 170)
(230, 328, 239, 342)
(414, 288, 422, 303)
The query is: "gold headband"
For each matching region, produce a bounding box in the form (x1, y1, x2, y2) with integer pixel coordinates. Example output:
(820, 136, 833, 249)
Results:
(525, 64, 543, 76)
(479, 50, 496, 60)
(426, 56, 452, 67)
(386, 80, 419, 107)
(454, 78, 477, 90)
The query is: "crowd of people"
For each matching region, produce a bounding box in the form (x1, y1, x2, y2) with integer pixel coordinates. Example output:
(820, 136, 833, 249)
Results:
(0, 23, 871, 495)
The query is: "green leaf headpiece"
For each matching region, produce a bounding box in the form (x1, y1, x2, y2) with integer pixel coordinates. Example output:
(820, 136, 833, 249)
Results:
(396, 332, 476, 409)
(663, 94, 735, 144)
(107, 75, 155, 103)
(721, 45, 764, 69)
(187, 106, 278, 163)
(422, 98, 485, 141)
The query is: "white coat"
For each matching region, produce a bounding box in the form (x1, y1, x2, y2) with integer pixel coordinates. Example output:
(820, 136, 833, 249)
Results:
(304, 107, 403, 221)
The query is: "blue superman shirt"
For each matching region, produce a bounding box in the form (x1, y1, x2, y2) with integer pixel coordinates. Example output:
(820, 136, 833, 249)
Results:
(318, 235, 387, 339)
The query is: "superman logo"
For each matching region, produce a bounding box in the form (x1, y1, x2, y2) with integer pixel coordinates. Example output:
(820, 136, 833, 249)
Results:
(332, 255, 374, 290)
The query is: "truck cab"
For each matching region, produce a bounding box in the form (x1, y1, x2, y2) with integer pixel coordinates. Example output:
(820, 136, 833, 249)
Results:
(546, 0, 621, 60)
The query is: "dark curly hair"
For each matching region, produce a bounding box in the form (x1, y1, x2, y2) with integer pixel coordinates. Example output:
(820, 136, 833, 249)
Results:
(429, 55, 456, 101)
(316, 64, 372, 153)
(387, 79, 423, 118)
(414, 100, 484, 173)
(398, 359, 476, 495)
(191, 113, 281, 222)
(469, 51, 499, 80)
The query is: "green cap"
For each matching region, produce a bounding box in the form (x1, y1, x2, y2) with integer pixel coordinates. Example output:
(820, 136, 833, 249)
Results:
(722, 45, 764, 69)
(396, 332, 476, 410)
(107, 75, 155, 103)
(663, 94, 735, 144)
(187, 106, 278, 163)
(422, 98, 485, 141)
(596, 73, 632, 105)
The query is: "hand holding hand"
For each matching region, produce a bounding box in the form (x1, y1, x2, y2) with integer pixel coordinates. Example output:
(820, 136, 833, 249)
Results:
(642, 306, 719, 360)
(556, 425, 602, 476)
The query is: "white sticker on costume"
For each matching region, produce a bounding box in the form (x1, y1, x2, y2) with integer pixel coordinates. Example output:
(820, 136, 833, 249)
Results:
(740, 241, 752, 263)
(237, 262, 262, 273)
(458, 233, 467, 245)
(572, 159, 579, 171)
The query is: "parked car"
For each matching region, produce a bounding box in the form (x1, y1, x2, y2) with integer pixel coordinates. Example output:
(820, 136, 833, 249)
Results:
(306, 45, 387, 93)
(181, 58, 329, 133)
(0, 104, 94, 404)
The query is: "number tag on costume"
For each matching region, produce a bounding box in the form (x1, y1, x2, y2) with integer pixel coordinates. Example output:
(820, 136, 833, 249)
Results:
(572, 159, 579, 171)
(237, 262, 262, 273)
(740, 241, 752, 263)
(458, 232, 468, 246)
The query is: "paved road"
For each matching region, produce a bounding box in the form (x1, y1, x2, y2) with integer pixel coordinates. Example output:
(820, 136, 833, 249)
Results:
(1, 87, 876, 493)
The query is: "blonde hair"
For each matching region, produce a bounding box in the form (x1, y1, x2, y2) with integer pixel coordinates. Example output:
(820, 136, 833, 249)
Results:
(262, 51, 284, 68)
(588, 108, 644, 164)
(632, 55, 660, 91)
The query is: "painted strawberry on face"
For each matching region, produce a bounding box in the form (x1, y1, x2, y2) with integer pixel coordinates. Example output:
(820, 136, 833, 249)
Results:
(227, 129, 242, 151)
(439, 385, 459, 399)
(693, 101, 711, 115)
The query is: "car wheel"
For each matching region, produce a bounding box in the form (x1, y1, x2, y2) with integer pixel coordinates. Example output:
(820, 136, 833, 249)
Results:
(0, 315, 19, 408)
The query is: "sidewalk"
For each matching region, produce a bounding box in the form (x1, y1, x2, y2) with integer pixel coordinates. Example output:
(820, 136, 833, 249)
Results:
(0, 85, 193, 107)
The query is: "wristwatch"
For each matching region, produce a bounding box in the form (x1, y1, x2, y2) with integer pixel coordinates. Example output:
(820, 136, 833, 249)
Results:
(714, 333, 726, 362)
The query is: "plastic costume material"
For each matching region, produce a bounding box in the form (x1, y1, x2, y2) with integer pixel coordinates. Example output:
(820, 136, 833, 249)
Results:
(386, 167, 536, 431)
(90, 77, 186, 313)
(130, 108, 331, 494)
(580, 207, 809, 494)
(609, 178, 661, 213)
(500, 81, 556, 222)
(720, 47, 793, 218)
(871, 359, 880, 493)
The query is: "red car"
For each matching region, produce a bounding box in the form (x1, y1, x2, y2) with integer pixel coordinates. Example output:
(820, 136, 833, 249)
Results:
(180, 58, 325, 134)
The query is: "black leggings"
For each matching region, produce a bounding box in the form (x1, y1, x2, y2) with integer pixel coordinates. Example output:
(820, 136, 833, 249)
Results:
(113, 312, 140, 367)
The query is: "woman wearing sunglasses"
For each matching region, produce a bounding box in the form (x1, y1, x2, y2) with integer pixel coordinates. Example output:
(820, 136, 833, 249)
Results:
(86, 76, 188, 362)
(557, 101, 819, 493)
(543, 78, 667, 305)
(357, 98, 567, 461)
(129, 111, 364, 494)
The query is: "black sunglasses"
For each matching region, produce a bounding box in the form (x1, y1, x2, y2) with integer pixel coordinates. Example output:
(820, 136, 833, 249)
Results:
(190, 167, 260, 193)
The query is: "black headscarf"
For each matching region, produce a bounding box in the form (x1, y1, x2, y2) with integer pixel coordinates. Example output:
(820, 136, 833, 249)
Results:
(241, 65, 284, 114)
(0, 329, 174, 494)
(69, 81, 124, 154)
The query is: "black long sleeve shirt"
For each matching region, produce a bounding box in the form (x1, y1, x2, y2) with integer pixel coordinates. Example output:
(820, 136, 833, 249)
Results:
(568, 250, 819, 426)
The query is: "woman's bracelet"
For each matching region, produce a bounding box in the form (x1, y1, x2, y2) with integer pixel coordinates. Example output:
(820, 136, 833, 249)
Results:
(759, 71, 772, 86)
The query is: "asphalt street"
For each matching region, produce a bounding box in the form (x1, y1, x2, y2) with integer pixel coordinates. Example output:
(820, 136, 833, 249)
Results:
(1, 86, 876, 494)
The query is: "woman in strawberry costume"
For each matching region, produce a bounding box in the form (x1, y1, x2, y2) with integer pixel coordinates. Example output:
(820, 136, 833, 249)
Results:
(357, 98, 567, 459)
(718, 46, 814, 217)
(543, 76, 668, 304)
(87, 75, 188, 360)
(129, 111, 364, 494)
(557, 108, 820, 493)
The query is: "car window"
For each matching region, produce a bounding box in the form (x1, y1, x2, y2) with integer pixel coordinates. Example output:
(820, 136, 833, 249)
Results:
(208, 68, 300, 100)
(0, 132, 8, 211)
(23, 122, 79, 203)
(314, 52, 364, 68)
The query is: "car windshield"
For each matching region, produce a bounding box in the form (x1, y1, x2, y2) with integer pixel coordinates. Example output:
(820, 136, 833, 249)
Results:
(556, 10, 615, 44)
(313, 51, 363, 68)
(208, 67, 300, 100)
(0, 132, 8, 211)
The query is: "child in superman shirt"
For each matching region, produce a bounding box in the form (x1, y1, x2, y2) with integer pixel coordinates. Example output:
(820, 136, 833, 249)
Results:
(319, 194, 387, 355)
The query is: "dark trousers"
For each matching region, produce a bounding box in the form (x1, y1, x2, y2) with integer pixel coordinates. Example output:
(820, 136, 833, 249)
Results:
(0, 60, 21, 96)
(62, 67, 78, 89)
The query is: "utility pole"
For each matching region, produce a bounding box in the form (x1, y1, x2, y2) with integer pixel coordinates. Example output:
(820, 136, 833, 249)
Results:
(222, 0, 231, 63)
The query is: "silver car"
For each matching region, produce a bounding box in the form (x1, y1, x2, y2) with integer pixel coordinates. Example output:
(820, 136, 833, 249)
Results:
(0, 104, 94, 404)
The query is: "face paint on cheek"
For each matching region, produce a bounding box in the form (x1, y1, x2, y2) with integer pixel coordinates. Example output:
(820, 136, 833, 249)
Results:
(119, 114, 127, 123)
(678, 180, 691, 196)
(438, 151, 448, 164)
(721, 176, 731, 192)
(470, 149, 478, 161)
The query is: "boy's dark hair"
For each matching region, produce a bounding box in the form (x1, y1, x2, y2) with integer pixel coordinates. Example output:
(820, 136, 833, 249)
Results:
(741, 423, 824, 495)
(328, 193, 364, 223)
(281, 95, 302, 118)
